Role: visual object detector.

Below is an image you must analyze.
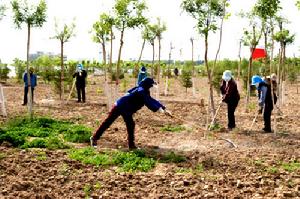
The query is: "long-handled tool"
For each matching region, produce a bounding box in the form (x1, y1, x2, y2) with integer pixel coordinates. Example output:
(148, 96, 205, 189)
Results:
(67, 79, 76, 102)
(208, 102, 223, 130)
(166, 112, 237, 148)
(246, 108, 261, 134)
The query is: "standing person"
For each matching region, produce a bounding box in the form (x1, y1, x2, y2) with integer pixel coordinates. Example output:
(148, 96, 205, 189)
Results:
(22, 67, 37, 106)
(137, 66, 147, 85)
(90, 77, 171, 149)
(251, 75, 273, 133)
(220, 70, 240, 131)
(73, 64, 87, 103)
(174, 68, 179, 77)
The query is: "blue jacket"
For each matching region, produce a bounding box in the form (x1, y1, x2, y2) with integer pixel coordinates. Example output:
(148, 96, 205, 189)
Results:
(23, 72, 37, 88)
(116, 85, 165, 115)
(257, 82, 273, 108)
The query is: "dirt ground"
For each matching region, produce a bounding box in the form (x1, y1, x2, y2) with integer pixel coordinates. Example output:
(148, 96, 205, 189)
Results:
(0, 76, 299, 198)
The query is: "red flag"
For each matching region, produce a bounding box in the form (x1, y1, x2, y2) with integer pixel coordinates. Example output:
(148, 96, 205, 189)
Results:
(252, 48, 267, 60)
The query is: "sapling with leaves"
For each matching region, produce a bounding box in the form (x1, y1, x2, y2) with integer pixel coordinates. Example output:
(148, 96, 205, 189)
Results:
(51, 19, 76, 101)
(181, 70, 193, 93)
(152, 17, 167, 98)
(273, 20, 295, 105)
(11, 0, 47, 118)
(113, 0, 148, 86)
(182, 0, 226, 118)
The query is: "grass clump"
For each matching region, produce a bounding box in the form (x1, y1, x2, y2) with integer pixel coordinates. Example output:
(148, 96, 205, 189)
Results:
(63, 125, 92, 143)
(161, 125, 185, 132)
(0, 152, 6, 160)
(281, 161, 300, 172)
(68, 147, 156, 172)
(0, 116, 89, 149)
(159, 151, 186, 163)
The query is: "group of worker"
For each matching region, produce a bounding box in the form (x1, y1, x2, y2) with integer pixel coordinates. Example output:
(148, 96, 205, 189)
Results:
(21, 64, 278, 150)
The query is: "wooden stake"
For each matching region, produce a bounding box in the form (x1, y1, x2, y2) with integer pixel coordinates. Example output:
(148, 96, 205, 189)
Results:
(0, 84, 7, 117)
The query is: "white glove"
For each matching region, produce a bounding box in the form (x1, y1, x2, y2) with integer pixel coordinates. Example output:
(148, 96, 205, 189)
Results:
(158, 107, 165, 113)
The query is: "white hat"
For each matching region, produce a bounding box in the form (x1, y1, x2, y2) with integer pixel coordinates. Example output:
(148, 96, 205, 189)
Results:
(222, 70, 232, 82)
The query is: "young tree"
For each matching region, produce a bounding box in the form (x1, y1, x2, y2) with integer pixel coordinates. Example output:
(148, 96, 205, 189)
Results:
(240, 11, 263, 109)
(91, 13, 114, 81)
(152, 17, 166, 98)
(164, 42, 174, 96)
(11, 0, 47, 118)
(113, 0, 148, 85)
(153, 18, 166, 83)
(254, 0, 281, 73)
(273, 21, 295, 105)
(182, 0, 225, 118)
(145, 23, 157, 76)
(51, 19, 76, 101)
(181, 70, 193, 93)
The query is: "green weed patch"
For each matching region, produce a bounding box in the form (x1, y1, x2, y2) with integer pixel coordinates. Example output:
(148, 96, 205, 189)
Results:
(0, 116, 90, 149)
(68, 147, 156, 172)
(159, 151, 186, 163)
(161, 125, 186, 132)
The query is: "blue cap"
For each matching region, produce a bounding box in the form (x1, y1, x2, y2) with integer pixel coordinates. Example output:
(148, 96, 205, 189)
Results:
(251, 75, 263, 85)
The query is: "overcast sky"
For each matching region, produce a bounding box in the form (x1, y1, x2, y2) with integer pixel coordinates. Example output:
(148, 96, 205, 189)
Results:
(0, 0, 299, 64)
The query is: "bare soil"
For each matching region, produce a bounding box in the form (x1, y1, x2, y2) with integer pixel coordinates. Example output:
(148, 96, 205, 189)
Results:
(0, 76, 299, 198)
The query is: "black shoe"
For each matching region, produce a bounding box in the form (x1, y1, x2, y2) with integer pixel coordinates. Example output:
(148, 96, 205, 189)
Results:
(21, 103, 27, 106)
(90, 136, 97, 148)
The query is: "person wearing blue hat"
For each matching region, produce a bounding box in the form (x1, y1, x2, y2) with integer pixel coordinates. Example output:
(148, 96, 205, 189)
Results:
(251, 75, 273, 133)
(90, 77, 171, 149)
(137, 66, 147, 85)
(73, 64, 87, 103)
(220, 70, 240, 131)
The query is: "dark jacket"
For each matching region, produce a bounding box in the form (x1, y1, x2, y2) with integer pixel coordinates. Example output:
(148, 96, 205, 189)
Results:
(116, 80, 165, 115)
(137, 72, 147, 85)
(73, 70, 87, 87)
(258, 82, 273, 108)
(23, 72, 37, 88)
(220, 79, 240, 104)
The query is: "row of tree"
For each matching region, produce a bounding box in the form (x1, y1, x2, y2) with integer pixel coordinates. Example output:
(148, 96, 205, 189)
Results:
(1, 0, 300, 121)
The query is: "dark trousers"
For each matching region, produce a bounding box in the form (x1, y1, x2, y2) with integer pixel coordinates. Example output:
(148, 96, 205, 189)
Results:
(93, 106, 136, 148)
(227, 102, 238, 129)
(76, 86, 85, 102)
(263, 104, 273, 131)
(23, 87, 34, 105)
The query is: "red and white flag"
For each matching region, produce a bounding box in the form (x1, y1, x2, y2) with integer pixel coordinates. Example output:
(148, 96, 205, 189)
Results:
(251, 48, 267, 60)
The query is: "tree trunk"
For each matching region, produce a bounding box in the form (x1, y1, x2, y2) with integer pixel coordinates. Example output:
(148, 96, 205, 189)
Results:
(109, 30, 113, 73)
(116, 26, 125, 86)
(237, 40, 242, 81)
(245, 51, 253, 111)
(135, 38, 146, 85)
(102, 40, 107, 81)
(60, 40, 64, 102)
(204, 33, 215, 119)
(191, 38, 196, 96)
(138, 39, 146, 63)
(156, 37, 161, 99)
(151, 43, 155, 77)
(26, 23, 33, 119)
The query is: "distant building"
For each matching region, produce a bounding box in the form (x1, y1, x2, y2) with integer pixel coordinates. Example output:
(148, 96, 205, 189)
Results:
(29, 51, 67, 62)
